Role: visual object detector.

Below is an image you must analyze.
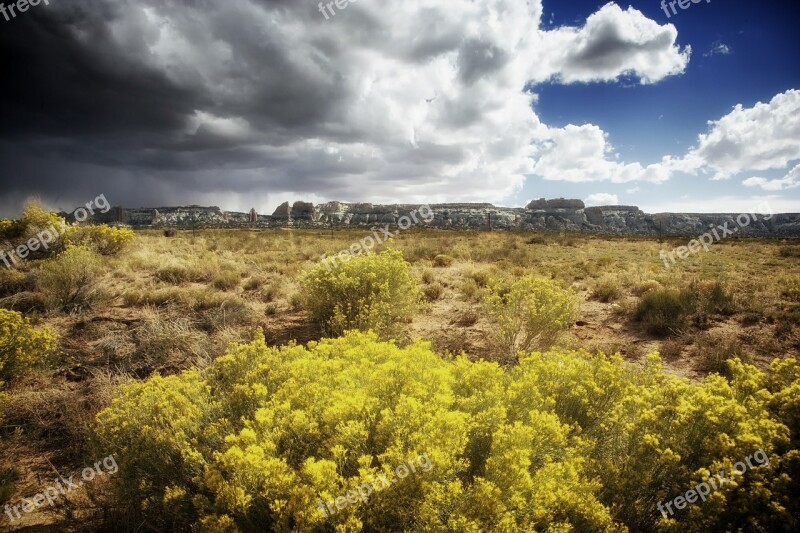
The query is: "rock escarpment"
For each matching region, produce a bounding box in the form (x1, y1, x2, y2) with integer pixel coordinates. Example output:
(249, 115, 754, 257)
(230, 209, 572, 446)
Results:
(70, 200, 800, 237)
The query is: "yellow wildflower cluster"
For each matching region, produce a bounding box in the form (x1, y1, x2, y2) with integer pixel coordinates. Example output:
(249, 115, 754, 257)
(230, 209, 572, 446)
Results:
(0, 309, 57, 384)
(301, 249, 420, 338)
(95, 331, 800, 532)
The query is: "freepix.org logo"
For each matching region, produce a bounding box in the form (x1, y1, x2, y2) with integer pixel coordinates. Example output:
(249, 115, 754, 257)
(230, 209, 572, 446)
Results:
(1, 0, 50, 24)
(660, 0, 712, 19)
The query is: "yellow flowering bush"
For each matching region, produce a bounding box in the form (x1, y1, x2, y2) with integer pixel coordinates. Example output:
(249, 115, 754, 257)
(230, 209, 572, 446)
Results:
(0, 218, 25, 241)
(65, 224, 136, 255)
(95, 332, 799, 532)
(0, 309, 57, 383)
(483, 275, 579, 358)
(300, 249, 420, 338)
(1, 203, 133, 265)
(0, 203, 70, 259)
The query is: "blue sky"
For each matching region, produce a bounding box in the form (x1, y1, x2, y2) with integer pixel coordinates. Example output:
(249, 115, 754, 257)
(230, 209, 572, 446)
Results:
(511, 0, 800, 212)
(1, 0, 798, 215)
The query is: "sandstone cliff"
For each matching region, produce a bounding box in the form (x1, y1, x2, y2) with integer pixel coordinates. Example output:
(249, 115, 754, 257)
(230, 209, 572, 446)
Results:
(71, 201, 800, 237)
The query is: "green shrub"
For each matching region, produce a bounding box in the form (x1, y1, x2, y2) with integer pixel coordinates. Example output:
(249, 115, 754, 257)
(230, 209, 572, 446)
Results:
(483, 275, 579, 357)
(459, 277, 481, 301)
(301, 249, 419, 338)
(635, 280, 737, 336)
(688, 280, 737, 326)
(0, 309, 57, 383)
(422, 282, 444, 302)
(432, 254, 454, 267)
(781, 275, 800, 302)
(591, 277, 622, 302)
(156, 262, 215, 284)
(469, 269, 491, 288)
(633, 279, 662, 296)
(633, 288, 687, 336)
(211, 271, 240, 291)
(0, 269, 31, 297)
(36, 246, 104, 312)
(243, 276, 266, 291)
(696, 331, 748, 376)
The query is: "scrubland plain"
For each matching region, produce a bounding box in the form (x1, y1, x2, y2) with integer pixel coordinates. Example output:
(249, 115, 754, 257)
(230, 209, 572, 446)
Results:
(1, 209, 799, 531)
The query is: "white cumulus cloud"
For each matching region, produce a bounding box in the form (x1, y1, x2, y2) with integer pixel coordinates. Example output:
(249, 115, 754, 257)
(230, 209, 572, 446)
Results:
(743, 164, 800, 191)
(675, 89, 800, 180)
(584, 193, 619, 206)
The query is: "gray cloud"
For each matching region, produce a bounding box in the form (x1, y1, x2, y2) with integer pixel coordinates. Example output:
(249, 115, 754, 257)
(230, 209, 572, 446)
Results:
(0, 0, 691, 216)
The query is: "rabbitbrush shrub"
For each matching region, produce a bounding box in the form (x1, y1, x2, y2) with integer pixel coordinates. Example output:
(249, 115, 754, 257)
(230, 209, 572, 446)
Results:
(0, 203, 70, 259)
(36, 246, 104, 312)
(0, 309, 56, 383)
(483, 274, 579, 357)
(65, 224, 136, 255)
(94, 331, 800, 532)
(301, 248, 419, 338)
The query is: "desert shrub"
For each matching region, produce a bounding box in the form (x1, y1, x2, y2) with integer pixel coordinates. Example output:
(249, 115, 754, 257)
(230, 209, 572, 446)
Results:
(633, 279, 663, 296)
(422, 282, 444, 302)
(0, 203, 70, 260)
(457, 308, 480, 327)
(696, 331, 748, 376)
(301, 249, 419, 338)
(200, 297, 252, 332)
(778, 245, 800, 258)
(469, 269, 491, 288)
(459, 277, 481, 301)
(432, 254, 454, 267)
(0, 269, 31, 297)
(65, 224, 135, 255)
(659, 339, 684, 360)
(260, 285, 280, 303)
(36, 246, 104, 312)
(632, 279, 734, 336)
(123, 287, 191, 308)
(420, 269, 435, 284)
(156, 265, 192, 284)
(591, 276, 622, 302)
(687, 280, 737, 326)
(633, 288, 687, 336)
(781, 275, 800, 302)
(0, 218, 24, 241)
(94, 331, 800, 532)
(0, 291, 46, 314)
(526, 234, 549, 245)
(211, 271, 240, 291)
(483, 275, 578, 357)
(134, 309, 207, 367)
(243, 276, 266, 291)
(289, 291, 303, 311)
(0, 467, 18, 504)
(0, 309, 57, 383)
(156, 261, 216, 284)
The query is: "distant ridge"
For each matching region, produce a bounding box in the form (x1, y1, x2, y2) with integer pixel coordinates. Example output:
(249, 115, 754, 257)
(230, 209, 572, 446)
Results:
(63, 199, 800, 237)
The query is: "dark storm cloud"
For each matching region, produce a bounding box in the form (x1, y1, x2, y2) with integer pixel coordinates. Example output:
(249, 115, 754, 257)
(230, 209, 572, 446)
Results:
(0, 0, 693, 216)
(0, 0, 362, 212)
